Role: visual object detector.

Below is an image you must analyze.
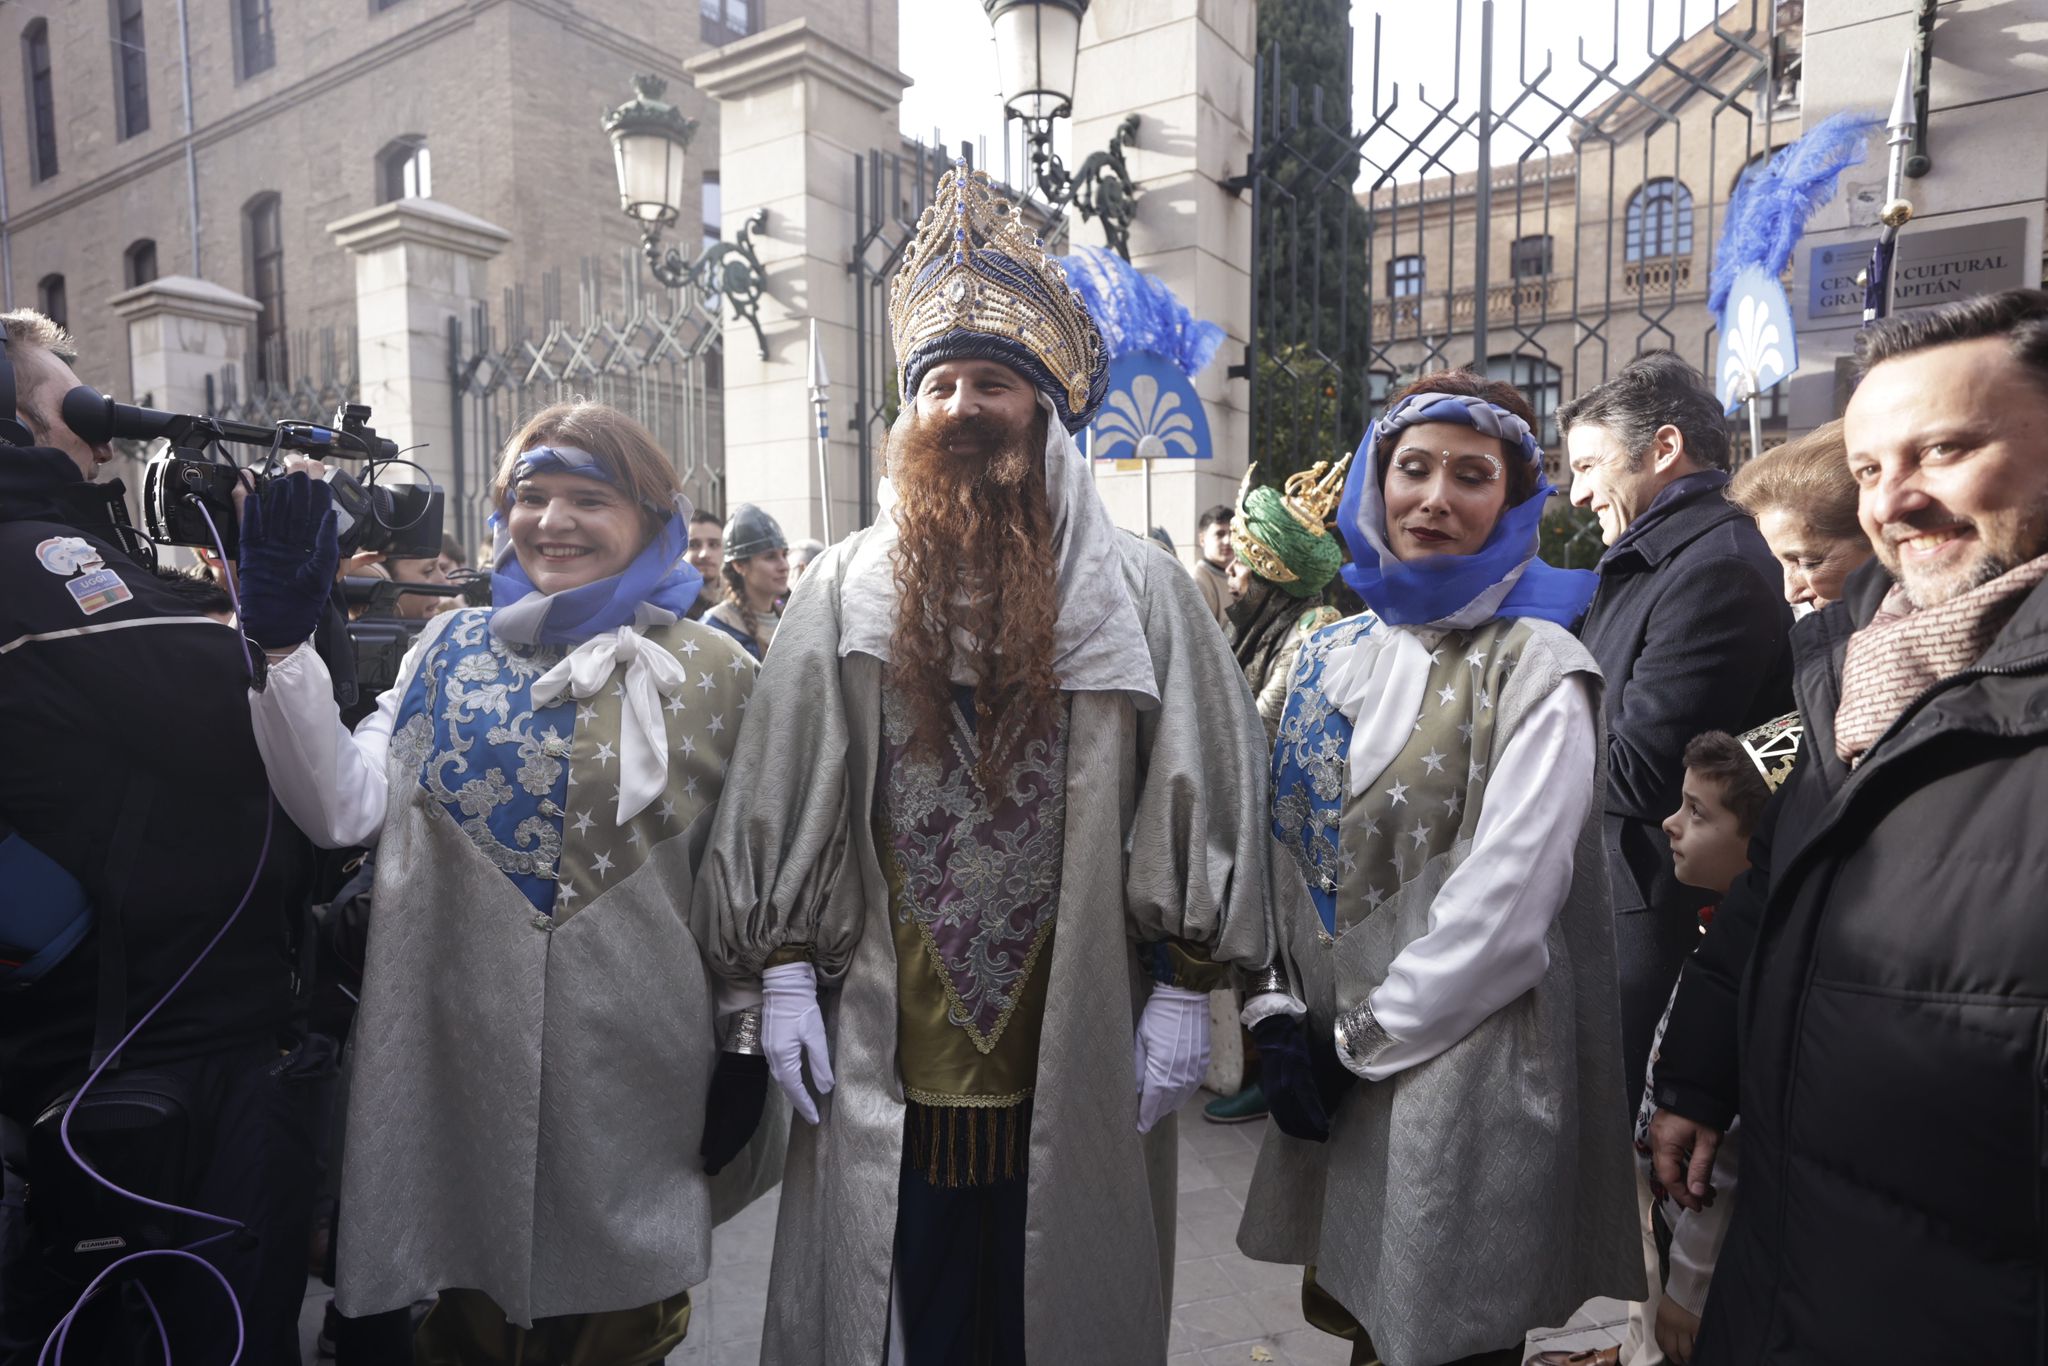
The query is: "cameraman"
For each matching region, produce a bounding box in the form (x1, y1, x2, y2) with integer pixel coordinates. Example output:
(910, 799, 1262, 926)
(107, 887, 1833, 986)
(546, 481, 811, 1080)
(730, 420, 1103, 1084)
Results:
(0, 311, 324, 1365)
(374, 550, 458, 620)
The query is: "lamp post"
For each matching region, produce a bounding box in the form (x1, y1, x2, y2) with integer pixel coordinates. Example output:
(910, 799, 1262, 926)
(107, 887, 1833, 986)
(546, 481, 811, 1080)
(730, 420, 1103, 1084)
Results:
(602, 74, 773, 358)
(984, 0, 1141, 260)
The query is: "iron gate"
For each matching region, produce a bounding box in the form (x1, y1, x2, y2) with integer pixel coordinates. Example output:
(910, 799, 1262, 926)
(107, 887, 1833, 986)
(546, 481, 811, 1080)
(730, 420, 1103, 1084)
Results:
(447, 252, 722, 559)
(203, 324, 361, 427)
(1234, 0, 1793, 497)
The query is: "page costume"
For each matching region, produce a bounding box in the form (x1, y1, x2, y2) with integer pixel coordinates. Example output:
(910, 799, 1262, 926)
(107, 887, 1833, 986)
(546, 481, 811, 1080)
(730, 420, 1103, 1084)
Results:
(694, 166, 1282, 1365)
(247, 460, 781, 1350)
(1237, 393, 1642, 1366)
(1228, 457, 1351, 739)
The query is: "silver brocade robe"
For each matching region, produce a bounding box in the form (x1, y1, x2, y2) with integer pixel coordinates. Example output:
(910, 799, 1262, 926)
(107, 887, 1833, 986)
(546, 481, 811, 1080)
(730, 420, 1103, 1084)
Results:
(336, 611, 785, 1326)
(1238, 618, 1643, 1366)
(693, 528, 1283, 1366)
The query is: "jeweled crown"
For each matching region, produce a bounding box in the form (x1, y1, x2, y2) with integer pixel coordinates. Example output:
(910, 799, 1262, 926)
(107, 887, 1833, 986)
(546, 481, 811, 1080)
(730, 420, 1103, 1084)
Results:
(889, 165, 1109, 432)
(1282, 451, 1355, 532)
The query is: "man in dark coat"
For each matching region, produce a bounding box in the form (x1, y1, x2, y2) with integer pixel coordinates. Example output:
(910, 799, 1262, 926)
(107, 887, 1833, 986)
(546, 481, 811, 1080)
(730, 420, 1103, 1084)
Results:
(0, 309, 323, 1364)
(1645, 289, 2048, 1362)
(1559, 351, 1793, 1107)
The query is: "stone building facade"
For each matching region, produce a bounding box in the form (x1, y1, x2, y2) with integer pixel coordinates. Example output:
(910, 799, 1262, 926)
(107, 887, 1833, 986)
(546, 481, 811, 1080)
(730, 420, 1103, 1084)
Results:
(1, 0, 895, 531)
(1358, 2, 1806, 472)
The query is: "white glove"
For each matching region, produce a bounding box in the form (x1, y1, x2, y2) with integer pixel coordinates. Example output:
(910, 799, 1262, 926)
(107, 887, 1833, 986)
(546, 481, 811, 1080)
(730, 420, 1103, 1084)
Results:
(762, 961, 834, 1124)
(1133, 984, 1212, 1134)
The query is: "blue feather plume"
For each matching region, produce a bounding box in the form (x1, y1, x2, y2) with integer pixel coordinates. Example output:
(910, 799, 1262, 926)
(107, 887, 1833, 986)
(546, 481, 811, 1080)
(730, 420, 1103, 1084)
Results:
(1708, 110, 1884, 316)
(1057, 246, 1225, 377)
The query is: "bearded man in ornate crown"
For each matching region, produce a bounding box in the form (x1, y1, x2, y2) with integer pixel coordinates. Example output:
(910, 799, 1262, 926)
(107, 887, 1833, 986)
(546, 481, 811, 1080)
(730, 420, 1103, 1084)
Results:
(694, 166, 1293, 1365)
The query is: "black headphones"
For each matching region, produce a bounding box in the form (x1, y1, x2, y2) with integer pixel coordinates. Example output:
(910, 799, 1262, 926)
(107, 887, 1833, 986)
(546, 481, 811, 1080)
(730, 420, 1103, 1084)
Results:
(0, 334, 35, 447)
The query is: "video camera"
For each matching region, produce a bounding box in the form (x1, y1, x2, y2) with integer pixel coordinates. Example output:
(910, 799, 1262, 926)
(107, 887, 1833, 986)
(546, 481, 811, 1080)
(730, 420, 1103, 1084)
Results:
(338, 571, 491, 726)
(59, 388, 444, 561)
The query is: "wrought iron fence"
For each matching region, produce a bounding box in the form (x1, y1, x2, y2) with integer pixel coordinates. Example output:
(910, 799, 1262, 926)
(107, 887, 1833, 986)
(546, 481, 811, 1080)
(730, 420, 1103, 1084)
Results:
(447, 252, 722, 559)
(204, 325, 360, 428)
(1237, 0, 1796, 486)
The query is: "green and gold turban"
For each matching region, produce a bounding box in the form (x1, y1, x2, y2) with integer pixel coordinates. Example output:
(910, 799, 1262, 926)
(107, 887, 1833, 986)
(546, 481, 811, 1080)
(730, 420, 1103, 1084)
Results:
(1231, 454, 1351, 598)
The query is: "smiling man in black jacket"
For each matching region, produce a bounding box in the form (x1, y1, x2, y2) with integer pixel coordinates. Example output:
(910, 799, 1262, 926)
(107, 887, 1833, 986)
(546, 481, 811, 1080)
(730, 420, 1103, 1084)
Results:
(1559, 352, 1794, 1110)
(1648, 289, 2048, 1363)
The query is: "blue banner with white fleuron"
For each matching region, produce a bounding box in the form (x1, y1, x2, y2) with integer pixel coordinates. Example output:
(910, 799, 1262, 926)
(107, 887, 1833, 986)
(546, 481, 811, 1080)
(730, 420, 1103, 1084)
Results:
(1086, 351, 1212, 460)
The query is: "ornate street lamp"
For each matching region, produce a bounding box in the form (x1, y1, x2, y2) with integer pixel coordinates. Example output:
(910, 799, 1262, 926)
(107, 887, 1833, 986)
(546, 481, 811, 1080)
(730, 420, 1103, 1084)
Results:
(602, 74, 772, 358)
(983, 0, 1141, 260)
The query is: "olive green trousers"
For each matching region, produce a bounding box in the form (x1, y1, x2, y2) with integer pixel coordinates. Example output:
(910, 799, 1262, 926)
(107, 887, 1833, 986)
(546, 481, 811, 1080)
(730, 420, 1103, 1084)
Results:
(413, 1287, 691, 1366)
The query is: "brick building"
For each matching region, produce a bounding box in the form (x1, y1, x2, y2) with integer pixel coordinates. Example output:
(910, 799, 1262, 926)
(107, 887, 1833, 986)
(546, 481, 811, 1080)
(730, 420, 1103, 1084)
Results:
(1, 0, 896, 526)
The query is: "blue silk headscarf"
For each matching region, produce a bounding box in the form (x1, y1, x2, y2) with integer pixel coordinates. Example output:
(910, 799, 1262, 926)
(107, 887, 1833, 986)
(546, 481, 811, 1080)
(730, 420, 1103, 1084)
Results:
(487, 445, 703, 646)
(1336, 391, 1596, 630)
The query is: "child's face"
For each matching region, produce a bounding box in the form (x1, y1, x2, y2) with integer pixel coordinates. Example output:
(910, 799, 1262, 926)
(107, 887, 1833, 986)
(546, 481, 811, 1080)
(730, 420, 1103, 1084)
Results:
(1662, 769, 1752, 895)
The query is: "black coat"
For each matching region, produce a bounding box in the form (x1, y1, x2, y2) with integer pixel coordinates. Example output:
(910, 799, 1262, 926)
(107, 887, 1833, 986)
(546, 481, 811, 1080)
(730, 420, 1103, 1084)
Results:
(1686, 558, 2048, 1363)
(1576, 472, 1793, 1105)
(1651, 600, 1849, 1131)
(0, 449, 307, 1121)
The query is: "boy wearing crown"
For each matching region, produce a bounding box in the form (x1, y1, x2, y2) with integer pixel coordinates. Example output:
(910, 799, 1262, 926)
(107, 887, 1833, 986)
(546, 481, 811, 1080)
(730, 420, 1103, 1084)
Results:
(694, 167, 1291, 1365)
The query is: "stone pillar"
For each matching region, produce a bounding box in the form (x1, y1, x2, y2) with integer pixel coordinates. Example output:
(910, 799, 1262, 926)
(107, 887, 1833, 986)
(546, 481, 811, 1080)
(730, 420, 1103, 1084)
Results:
(687, 19, 910, 540)
(108, 275, 261, 415)
(104, 275, 261, 500)
(1069, 0, 1257, 553)
(327, 199, 511, 503)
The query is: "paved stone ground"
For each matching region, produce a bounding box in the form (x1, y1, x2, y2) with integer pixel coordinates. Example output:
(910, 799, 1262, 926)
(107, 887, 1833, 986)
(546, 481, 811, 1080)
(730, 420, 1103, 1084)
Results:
(299, 1089, 1628, 1364)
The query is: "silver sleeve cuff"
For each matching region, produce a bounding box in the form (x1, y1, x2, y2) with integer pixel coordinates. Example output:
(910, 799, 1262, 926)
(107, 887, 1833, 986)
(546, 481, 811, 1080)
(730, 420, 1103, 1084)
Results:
(1333, 998, 1395, 1077)
(723, 1007, 765, 1056)
(1246, 963, 1291, 998)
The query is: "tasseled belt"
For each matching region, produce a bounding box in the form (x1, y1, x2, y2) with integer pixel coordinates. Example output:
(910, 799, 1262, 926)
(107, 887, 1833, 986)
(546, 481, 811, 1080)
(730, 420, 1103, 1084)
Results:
(904, 1097, 1033, 1188)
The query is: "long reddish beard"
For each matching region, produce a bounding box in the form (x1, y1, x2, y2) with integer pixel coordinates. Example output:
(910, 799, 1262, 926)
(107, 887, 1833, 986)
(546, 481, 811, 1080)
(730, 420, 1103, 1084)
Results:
(886, 402, 1060, 782)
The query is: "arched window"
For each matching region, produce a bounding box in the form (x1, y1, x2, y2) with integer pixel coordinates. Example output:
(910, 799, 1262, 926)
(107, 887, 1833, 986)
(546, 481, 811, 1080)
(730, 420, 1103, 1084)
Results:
(244, 193, 287, 384)
(1625, 178, 1693, 262)
(37, 274, 68, 329)
(23, 20, 58, 180)
(125, 238, 159, 287)
(1485, 353, 1563, 448)
(377, 135, 431, 203)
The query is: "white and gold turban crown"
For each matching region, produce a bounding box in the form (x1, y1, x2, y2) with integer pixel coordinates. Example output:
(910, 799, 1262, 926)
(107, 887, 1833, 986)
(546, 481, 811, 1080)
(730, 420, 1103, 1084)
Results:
(888, 164, 1109, 432)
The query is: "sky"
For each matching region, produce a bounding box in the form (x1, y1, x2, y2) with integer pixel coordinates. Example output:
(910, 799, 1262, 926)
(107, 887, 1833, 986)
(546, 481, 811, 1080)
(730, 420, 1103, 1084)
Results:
(897, 0, 1759, 184)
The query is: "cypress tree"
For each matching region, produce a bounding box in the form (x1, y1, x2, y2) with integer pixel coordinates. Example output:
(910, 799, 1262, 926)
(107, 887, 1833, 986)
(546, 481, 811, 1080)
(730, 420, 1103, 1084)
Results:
(1250, 0, 1374, 484)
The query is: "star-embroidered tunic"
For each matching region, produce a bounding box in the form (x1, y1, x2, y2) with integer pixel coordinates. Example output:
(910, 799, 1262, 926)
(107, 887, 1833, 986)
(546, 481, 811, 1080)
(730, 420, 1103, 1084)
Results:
(249, 607, 779, 1326)
(1238, 610, 1643, 1365)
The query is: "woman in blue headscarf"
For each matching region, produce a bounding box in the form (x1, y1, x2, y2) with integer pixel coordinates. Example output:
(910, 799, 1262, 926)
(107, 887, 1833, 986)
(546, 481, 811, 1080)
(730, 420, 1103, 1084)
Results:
(237, 401, 780, 1364)
(1236, 372, 1642, 1366)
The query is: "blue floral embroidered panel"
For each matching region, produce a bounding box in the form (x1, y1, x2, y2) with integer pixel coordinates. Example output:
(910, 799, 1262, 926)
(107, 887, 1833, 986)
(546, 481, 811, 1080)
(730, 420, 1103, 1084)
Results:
(389, 609, 575, 914)
(1269, 614, 1378, 936)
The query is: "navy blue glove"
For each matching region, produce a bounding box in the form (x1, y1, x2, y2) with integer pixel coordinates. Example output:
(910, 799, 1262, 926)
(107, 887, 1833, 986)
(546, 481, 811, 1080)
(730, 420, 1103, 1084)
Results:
(237, 474, 339, 649)
(1251, 1013, 1332, 1143)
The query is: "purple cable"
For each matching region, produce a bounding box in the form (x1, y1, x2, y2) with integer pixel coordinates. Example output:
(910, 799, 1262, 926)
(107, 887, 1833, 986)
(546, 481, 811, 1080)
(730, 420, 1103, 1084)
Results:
(135, 1282, 168, 1366)
(40, 499, 268, 1365)
(39, 1249, 244, 1366)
